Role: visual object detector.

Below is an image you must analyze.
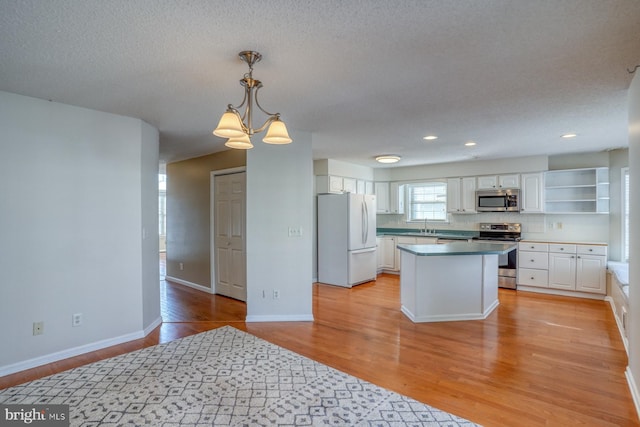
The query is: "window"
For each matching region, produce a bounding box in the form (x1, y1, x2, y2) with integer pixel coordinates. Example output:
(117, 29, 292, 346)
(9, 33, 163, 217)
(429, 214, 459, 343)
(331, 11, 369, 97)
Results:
(622, 167, 629, 262)
(407, 182, 447, 221)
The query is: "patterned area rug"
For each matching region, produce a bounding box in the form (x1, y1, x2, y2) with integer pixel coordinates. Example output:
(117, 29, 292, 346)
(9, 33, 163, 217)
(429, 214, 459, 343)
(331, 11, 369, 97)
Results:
(0, 326, 479, 426)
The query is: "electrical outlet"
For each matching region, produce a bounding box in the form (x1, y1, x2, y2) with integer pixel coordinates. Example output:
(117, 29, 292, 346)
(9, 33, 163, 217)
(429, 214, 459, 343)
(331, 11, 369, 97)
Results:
(287, 227, 302, 237)
(72, 313, 83, 327)
(33, 321, 44, 336)
(179, 262, 184, 270)
(273, 290, 280, 299)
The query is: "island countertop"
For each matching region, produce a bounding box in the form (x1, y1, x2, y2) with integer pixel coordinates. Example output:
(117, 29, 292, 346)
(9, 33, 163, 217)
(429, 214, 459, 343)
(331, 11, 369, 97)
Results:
(397, 241, 516, 256)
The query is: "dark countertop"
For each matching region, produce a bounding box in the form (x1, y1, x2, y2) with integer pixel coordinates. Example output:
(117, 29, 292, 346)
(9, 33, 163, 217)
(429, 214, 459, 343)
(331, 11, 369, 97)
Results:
(397, 241, 516, 256)
(377, 228, 478, 240)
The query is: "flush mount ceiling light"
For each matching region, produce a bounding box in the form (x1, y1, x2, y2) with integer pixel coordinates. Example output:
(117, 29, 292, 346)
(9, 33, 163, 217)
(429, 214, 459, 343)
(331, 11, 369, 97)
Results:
(561, 133, 577, 138)
(464, 141, 477, 147)
(423, 135, 438, 140)
(213, 51, 292, 149)
(375, 155, 401, 164)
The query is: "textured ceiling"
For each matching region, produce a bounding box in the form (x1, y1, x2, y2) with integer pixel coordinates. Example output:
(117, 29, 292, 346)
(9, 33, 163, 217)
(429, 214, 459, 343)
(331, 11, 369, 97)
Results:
(1, 0, 640, 168)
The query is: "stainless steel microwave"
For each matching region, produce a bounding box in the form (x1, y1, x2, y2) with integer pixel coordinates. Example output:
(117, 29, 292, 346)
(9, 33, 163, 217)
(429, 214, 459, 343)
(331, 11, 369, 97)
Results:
(476, 189, 520, 212)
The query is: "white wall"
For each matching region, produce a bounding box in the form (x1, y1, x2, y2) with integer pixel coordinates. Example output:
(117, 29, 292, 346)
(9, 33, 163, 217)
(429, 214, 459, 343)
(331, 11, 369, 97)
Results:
(0, 91, 160, 374)
(627, 70, 640, 417)
(609, 149, 629, 261)
(141, 122, 161, 329)
(245, 130, 314, 321)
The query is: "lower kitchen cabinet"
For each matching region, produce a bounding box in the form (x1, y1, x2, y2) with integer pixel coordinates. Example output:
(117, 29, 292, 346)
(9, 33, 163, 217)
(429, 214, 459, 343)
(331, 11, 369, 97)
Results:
(377, 235, 438, 273)
(518, 241, 607, 296)
(377, 236, 397, 271)
(517, 242, 549, 287)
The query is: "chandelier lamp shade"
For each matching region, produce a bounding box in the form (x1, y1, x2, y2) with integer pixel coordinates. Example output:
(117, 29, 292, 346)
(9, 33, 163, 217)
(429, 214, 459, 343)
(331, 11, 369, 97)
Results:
(213, 51, 292, 149)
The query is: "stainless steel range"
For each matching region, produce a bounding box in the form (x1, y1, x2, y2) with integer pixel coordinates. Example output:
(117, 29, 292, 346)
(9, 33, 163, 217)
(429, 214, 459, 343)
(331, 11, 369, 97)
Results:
(473, 223, 521, 289)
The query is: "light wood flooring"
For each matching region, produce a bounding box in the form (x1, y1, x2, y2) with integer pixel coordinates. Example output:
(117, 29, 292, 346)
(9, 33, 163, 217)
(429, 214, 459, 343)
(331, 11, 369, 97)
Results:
(1, 256, 637, 426)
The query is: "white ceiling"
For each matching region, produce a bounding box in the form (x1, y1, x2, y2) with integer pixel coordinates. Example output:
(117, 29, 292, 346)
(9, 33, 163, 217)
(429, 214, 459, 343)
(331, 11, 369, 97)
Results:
(1, 0, 640, 168)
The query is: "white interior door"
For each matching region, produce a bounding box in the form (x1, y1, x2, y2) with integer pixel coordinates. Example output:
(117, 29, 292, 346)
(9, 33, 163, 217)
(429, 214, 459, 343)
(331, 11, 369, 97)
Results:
(214, 172, 246, 301)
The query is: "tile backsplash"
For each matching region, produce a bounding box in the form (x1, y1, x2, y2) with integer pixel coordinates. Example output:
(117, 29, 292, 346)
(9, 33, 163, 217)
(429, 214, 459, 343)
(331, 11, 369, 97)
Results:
(376, 212, 609, 244)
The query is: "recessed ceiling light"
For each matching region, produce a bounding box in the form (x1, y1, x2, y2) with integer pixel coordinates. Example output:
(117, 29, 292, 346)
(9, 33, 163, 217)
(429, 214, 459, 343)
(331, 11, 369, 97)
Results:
(464, 141, 476, 147)
(423, 135, 438, 140)
(561, 133, 577, 138)
(375, 155, 401, 164)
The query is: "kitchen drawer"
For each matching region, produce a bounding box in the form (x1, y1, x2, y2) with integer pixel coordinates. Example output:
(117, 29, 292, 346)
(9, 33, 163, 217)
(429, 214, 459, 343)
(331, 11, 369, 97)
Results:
(519, 251, 549, 269)
(548, 243, 577, 254)
(577, 245, 607, 256)
(518, 268, 549, 287)
(519, 242, 548, 252)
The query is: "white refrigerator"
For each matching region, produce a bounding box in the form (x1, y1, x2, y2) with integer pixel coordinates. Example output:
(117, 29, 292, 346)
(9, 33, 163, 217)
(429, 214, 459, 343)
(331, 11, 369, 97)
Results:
(318, 193, 377, 287)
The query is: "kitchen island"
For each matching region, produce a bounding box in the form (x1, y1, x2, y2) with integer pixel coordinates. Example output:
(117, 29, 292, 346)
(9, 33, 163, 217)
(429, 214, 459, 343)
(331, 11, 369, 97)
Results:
(397, 242, 516, 323)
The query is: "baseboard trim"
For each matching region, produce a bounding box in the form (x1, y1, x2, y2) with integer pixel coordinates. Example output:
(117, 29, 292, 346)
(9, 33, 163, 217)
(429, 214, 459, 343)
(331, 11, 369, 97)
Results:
(165, 276, 214, 294)
(517, 286, 605, 300)
(625, 367, 640, 422)
(0, 316, 164, 378)
(604, 296, 629, 355)
(245, 314, 314, 322)
(144, 316, 163, 336)
(0, 331, 138, 377)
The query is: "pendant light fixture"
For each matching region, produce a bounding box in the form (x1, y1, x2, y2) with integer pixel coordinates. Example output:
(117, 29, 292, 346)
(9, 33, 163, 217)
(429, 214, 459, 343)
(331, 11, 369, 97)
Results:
(213, 51, 292, 149)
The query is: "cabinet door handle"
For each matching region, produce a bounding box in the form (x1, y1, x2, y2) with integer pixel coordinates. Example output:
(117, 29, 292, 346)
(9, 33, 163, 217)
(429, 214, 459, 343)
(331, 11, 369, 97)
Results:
(530, 276, 535, 280)
(588, 248, 593, 252)
(531, 259, 535, 262)
(560, 248, 564, 251)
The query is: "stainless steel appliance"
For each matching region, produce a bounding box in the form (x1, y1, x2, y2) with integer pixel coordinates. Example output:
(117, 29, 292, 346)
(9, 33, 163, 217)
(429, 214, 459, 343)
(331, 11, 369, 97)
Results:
(318, 193, 377, 287)
(473, 223, 521, 289)
(476, 189, 520, 212)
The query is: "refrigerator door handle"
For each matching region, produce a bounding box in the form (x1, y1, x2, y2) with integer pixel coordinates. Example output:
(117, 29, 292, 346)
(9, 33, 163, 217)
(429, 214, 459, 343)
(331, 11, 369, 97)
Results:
(350, 247, 376, 254)
(362, 200, 366, 245)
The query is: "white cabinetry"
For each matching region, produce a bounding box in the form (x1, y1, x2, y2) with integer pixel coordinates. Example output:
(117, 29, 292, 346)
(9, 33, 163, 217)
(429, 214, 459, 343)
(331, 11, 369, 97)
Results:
(548, 244, 577, 290)
(447, 177, 476, 213)
(375, 182, 405, 214)
(394, 236, 437, 272)
(520, 172, 544, 213)
(342, 177, 357, 193)
(544, 168, 609, 214)
(375, 182, 390, 213)
(316, 175, 342, 194)
(317, 176, 373, 195)
(356, 180, 374, 195)
(517, 242, 549, 287)
(518, 241, 607, 296)
(377, 236, 397, 270)
(477, 174, 520, 189)
(575, 245, 607, 294)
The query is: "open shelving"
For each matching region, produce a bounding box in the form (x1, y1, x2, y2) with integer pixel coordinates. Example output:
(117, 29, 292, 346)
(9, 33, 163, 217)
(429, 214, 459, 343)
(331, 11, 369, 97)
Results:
(544, 167, 609, 214)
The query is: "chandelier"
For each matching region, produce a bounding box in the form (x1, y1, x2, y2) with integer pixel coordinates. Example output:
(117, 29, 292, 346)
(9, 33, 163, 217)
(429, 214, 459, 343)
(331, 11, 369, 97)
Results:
(213, 51, 292, 149)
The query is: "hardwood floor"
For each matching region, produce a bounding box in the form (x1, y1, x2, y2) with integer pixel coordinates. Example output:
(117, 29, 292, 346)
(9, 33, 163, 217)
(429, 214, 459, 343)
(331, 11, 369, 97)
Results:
(1, 260, 637, 426)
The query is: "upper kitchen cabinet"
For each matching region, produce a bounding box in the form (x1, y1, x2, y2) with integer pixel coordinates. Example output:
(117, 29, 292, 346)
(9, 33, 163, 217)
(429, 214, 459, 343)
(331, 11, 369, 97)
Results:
(356, 180, 374, 195)
(477, 174, 520, 190)
(520, 172, 544, 213)
(447, 177, 476, 213)
(317, 175, 373, 195)
(375, 182, 405, 214)
(342, 177, 357, 193)
(317, 175, 344, 193)
(544, 168, 609, 214)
